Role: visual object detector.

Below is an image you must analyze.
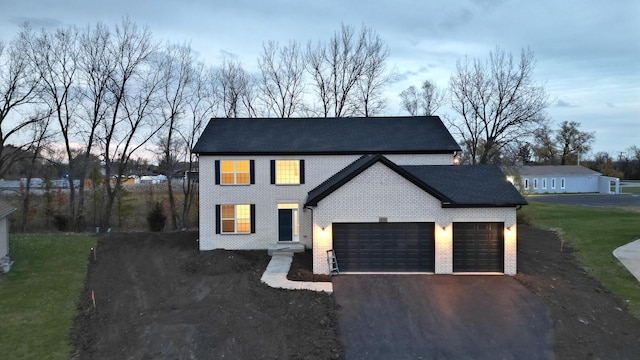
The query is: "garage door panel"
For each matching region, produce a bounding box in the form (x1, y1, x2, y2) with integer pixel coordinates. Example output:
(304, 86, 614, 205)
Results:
(453, 222, 504, 273)
(333, 222, 435, 272)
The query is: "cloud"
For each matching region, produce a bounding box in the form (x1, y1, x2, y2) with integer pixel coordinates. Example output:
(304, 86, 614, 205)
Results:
(391, 66, 432, 84)
(555, 99, 576, 108)
(10, 16, 62, 29)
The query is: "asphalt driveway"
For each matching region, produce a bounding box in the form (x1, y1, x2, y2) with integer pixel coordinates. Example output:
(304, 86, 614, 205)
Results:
(332, 275, 552, 360)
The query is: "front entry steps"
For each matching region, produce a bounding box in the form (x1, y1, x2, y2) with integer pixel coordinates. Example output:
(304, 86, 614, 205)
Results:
(267, 243, 305, 256)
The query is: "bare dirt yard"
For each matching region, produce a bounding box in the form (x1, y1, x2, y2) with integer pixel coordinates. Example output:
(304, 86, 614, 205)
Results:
(516, 226, 640, 359)
(70, 232, 341, 360)
(71, 226, 640, 359)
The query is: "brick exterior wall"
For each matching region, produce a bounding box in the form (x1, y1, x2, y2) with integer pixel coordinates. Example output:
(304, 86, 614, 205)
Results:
(199, 153, 452, 250)
(199, 153, 517, 276)
(310, 163, 517, 275)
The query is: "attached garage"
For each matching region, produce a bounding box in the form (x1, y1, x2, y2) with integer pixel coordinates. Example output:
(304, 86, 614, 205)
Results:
(453, 222, 504, 273)
(333, 222, 435, 272)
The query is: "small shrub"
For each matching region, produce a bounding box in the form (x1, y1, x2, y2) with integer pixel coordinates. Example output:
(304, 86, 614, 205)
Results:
(147, 202, 166, 232)
(517, 209, 533, 226)
(52, 214, 70, 231)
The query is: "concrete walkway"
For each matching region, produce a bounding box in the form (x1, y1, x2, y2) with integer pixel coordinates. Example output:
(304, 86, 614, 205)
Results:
(260, 252, 333, 293)
(613, 239, 640, 282)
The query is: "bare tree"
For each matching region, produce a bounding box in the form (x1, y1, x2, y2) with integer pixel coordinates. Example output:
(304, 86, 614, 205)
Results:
(257, 40, 307, 117)
(156, 42, 193, 230)
(178, 62, 216, 229)
(22, 25, 83, 225)
(306, 24, 391, 117)
(98, 19, 163, 229)
(448, 47, 549, 164)
(353, 32, 392, 116)
(399, 85, 420, 116)
(556, 120, 594, 165)
(400, 80, 445, 116)
(217, 58, 256, 117)
(75, 22, 117, 230)
(0, 35, 46, 178)
(19, 115, 52, 232)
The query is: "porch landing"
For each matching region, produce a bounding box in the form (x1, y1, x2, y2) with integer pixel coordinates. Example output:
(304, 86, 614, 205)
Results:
(267, 243, 305, 256)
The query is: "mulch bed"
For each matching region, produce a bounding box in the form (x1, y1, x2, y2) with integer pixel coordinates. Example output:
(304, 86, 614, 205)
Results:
(288, 249, 332, 282)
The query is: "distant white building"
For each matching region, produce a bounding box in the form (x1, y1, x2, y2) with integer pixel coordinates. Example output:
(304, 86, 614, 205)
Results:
(0, 200, 16, 273)
(506, 165, 619, 194)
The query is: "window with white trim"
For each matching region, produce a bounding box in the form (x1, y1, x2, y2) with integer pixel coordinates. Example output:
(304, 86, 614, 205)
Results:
(551, 178, 556, 189)
(524, 178, 529, 190)
(220, 204, 251, 233)
(561, 178, 566, 189)
(220, 160, 250, 185)
(533, 178, 538, 189)
(542, 178, 547, 189)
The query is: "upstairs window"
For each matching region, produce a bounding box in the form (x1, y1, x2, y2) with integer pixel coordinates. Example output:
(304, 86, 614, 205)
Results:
(215, 160, 254, 185)
(216, 204, 255, 234)
(271, 160, 305, 185)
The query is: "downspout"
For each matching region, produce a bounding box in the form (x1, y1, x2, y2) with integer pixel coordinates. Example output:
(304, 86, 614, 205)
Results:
(304, 206, 314, 250)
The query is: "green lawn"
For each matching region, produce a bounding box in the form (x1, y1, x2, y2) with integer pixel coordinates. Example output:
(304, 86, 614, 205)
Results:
(0, 234, 96, 359)
(521, 202, 640, 317)
(621, 186, 640, 194)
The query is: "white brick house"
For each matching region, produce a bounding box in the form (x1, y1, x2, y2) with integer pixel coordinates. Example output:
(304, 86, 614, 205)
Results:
(193, 116, 526, 275)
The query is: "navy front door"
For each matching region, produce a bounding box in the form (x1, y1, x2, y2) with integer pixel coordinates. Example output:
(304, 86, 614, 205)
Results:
(278, 209, 293, 241)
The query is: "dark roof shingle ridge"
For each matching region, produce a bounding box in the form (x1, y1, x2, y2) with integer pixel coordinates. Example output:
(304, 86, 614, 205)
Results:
(193, 116, 462, 154)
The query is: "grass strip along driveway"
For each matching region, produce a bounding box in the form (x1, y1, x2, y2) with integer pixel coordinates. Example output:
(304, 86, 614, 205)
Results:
(521, 201, 640, 317)
(0, 234, 95, 359)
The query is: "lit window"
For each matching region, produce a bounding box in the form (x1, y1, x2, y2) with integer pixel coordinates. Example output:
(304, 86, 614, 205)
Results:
(220, 160, 250, 185)
(561, 178, 566, 189)
(221, 204, 251, 233)
(275, 160, 300, 184)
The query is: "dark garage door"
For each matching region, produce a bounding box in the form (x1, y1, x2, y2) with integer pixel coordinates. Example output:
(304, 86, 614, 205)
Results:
(453, 222, 504, 272)
(333, 222, 435, 272)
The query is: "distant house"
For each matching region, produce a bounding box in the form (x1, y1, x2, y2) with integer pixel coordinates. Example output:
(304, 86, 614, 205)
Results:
(0, 200, 17, 273)
(506, 165, 619, 194)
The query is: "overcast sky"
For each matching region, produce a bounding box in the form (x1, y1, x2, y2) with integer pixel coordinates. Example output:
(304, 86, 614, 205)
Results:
(1, 0, 638, 156)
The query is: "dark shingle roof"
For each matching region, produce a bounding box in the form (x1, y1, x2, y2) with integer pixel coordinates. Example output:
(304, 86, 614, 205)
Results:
(305, 155, 527, 207)
(509, 165, 600, 177)
(193, 116, 461, 155)
(0, 200, 16, 218)
(402, 165, 528, 207)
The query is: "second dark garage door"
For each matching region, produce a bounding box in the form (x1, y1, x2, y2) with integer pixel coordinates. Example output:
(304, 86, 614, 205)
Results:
(453, 222, 504, 272)
(333, 222, 435, 272)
